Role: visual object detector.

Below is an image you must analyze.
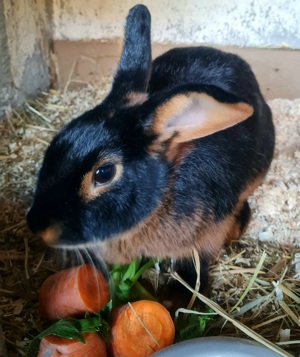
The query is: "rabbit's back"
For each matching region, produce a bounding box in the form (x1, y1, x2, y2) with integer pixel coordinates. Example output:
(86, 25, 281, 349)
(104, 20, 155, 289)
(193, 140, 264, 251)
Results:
(149, 46, 261, 104)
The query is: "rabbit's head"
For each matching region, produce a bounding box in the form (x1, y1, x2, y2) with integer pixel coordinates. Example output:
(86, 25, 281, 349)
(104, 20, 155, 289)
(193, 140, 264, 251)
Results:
(27, 5, 253, 255)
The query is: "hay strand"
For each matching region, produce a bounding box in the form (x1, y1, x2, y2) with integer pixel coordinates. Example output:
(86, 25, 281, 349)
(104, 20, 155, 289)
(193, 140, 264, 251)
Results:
(171, 272, 294, 357)
(230, 251, 267, 312)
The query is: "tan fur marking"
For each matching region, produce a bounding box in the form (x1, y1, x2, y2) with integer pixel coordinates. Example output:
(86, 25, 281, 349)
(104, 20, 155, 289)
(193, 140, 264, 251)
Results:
(165, 141, 195, 164)
(97, 201, 235, 265)
(79, 158, 123, 202)
(225, 205, 251, 244)
(239, 174, 266, 202)
(97, 174, 266, 264)
(225, 174, 266, 244)
(152, 94, 189, 141)
(39, 225, 61, 245)
(125, 92, 148, 107)
(152, 92, 253, 143)
(225, 220, 243, 244)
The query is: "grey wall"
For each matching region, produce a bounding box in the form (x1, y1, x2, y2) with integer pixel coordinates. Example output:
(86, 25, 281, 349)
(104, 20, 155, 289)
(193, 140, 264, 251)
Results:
(52, 0, 300, 48)
(0, 0, 51, 118)
(0, 0, 17, 117)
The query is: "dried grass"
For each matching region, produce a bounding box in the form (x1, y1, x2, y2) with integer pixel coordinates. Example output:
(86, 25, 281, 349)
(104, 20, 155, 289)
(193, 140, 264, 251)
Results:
(0, 80, 299, 356)
(208, 239, 300, 355)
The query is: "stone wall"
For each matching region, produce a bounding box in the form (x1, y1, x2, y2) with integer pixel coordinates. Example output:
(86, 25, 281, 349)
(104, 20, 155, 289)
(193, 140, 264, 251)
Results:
(51, 0, 300, 48)
(0, 0, 51, 117)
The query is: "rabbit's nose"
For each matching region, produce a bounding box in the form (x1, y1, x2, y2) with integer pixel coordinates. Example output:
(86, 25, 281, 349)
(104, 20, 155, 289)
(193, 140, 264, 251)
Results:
(26, 206, 61, 245)
(37, 225, 61, 245)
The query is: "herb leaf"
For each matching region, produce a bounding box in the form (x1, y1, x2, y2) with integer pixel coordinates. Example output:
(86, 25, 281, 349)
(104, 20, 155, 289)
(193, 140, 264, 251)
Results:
(36, 320, 85, 342)
(27, 320, 85, 357)
(176, 309, 215, 342)
(110, 258, 156, 305)
(28, 312, 111, 355)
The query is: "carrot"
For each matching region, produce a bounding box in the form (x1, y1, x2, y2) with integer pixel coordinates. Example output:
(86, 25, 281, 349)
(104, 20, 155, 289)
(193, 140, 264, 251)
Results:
(110, 300, 175, 357)
(39, 264, 109, 320)
(37, 332, 107, 357)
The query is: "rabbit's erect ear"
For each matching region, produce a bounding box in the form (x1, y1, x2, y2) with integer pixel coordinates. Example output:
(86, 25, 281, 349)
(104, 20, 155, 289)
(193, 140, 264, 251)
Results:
(109, 5, 152, 106)
(150, 92, 254, 144)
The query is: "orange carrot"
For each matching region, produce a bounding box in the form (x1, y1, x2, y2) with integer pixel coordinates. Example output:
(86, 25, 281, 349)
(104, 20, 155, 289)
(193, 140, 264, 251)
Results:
(37, 332, 107, 357)
(39, 264, 109, 320)
(110, 300, 175, 357)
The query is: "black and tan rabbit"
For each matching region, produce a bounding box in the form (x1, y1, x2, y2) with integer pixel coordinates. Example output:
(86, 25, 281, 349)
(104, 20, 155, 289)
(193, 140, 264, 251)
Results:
(27, 5, 275, 288)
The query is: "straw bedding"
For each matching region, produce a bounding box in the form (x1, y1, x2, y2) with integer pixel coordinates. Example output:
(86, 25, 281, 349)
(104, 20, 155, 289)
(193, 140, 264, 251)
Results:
(0, 80, 299, 356)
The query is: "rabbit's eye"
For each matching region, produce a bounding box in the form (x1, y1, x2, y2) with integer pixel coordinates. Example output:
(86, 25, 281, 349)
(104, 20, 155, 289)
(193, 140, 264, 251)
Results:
(94, 164, 116, 185)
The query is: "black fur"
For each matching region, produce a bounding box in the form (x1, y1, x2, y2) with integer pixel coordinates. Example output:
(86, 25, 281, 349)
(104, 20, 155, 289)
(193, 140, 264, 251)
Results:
(105, 5, 152, 103)
(27, 5, 275, 290)
(27, 107, 168, 244)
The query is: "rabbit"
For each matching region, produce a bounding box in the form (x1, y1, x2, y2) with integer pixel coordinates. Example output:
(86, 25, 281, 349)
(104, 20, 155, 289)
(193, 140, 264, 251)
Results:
(26, 4, 275, 289)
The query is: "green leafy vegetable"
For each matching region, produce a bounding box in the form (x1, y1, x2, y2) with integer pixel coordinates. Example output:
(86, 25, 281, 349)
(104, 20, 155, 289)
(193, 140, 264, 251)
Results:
(28, 310, 111, 356)
(35, 319, 85, 342)
(176, 309, 215, 342)
(110, 257, 157, 305)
